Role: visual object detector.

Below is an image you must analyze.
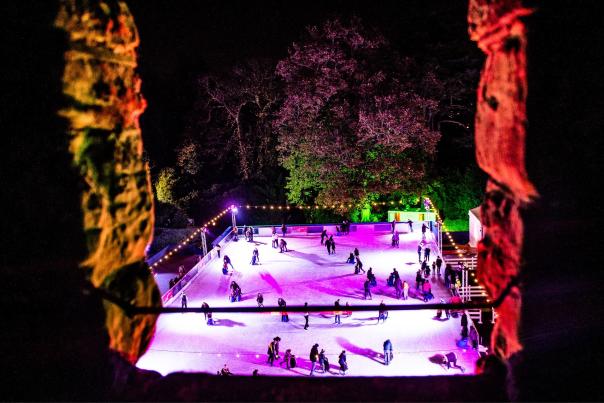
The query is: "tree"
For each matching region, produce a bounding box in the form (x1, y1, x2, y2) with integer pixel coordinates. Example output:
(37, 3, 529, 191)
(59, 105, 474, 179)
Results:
(154, 167, 178, 205)
(197, 59, 281, 181)
(275, 18, 440, 206)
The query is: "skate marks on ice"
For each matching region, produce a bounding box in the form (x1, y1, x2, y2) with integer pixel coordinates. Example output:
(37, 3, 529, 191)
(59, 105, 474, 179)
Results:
(259, 270, 283, 295)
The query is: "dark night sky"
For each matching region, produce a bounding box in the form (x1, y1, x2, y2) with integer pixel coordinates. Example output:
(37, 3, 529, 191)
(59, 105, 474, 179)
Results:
(128, 0, 480, 168)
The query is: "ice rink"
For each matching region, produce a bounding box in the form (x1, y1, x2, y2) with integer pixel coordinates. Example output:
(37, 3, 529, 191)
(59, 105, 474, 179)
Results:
(137, 229, 479, 377)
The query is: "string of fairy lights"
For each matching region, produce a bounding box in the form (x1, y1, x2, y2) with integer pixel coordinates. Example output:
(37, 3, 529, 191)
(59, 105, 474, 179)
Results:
(149, 207, 232, 270)
(424, 197, 487, 299)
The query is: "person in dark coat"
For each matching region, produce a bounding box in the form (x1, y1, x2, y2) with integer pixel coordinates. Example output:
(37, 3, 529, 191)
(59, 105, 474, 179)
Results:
(424, 246, 431, 262)
(469, 326, 479, 350)
(273, 337, 281, 359)
(267, 339, 276, 366)
(363, 279, 372, 300)
(338, 350, 348, 374)
(281, 223, 286, 237)
(378, 301, 388, 323)
(334, 299, 341, 324)
(224, 255, 234, 270)
(407, 219, 413, 232)
(321, 229, 327, 245)
(417, 243, 423, 262)
(436, 256, 443, 277)
(355, 257, 365, 274)
(461, 312, 469, 339)
(309, 344, 319, 376)
(304, 302, 309, 330)
(367, 267, 376, 286)
(443, 351, 465, 372)
(318, 349, 327, 372)
(346, 252, 355, 264)
(278, 298, 288, 322)
(416, 269, 424, 290)
(256, 292, 264, 307)
(325, 238, 332, 255)
(279, 238, 288, 253)
(354, 247, 360, 259)
(181, 292, 187, 309)
(383, 339, 393, 365)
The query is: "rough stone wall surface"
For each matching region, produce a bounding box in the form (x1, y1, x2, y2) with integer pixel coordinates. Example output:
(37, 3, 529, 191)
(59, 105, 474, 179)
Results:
(54, 0, 159, 363)
(468, 0, 536, 359)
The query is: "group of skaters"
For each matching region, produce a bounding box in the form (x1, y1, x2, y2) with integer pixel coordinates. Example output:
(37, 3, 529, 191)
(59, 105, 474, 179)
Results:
(309, 343, 348, 375)
(320, 229, 337, 254)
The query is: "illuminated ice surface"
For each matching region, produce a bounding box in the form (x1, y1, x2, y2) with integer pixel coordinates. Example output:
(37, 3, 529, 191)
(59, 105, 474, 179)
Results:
(137, 230, 480, 377)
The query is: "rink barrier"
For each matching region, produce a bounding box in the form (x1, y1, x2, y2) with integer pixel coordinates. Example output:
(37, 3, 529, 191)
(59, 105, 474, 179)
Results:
(161, 226, 236, 306)
(160, 220, 441, 306)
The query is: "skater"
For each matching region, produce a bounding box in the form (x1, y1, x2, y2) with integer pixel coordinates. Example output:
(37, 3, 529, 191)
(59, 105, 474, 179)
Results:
(250, 247, 259, 265)
(201, 301, 210, 321)
(402, 280, 409, 300)
(392, 231, 399, 247)
(230, 281, 242, 302)
(424, 246, 431, 262)
(272, 232, 279, 248)
(391, 219, 396, 233)
(461, 312, 469, 339)
(394, 276, 403, 299)
(220, 364, 232, 376)
(267, 339, 276, 366)
(334, 299, 341, 324)
(422, 222, 428, 234)
(442, 351, 465, 373)
(281, 223, 287, 237)
(432, 261, 437, 278)
(279, 238, 288, 253)
(383, 339, 393, 365)
(304, 302, 309, 330)
(354, 257, 365, 274)
(367, 267, 376, 286)
(309, 343, 319, 376)
(325, 237, 332, 255)
(248, 226, 254, 242)
(273, 337, 281, 359)
(422, 279, 433, 302)
(231, 226, 239, 241)
(181, 292, 187, 309)
(252, 369, 259, 376)
(345, 302, 352, 317)
(407, 219, 413, 232)
(224, 255, 234, 270)
(363, 279, 372, 300)
(321, 229, 327, 245)
(444, 264, 453, 289)
(329, 236, 336, 254)
(256, 292, 264, 307)
(281, 349, 293, 369)
(416, 269, 424, 291)
(378, 300, 388, 323)
(215, 244, 221, 258)
(318, 349, 327, 372)
(436, 256, 443, 277)
(354, 247, 360, 259)
(346, 252, 355, 264)
(278, 297, 288, 322)
(469, 325, 479, 350)
(417, 243, 423, 262)
(272, 226, 277, 236)
(338, 350, 348, 375)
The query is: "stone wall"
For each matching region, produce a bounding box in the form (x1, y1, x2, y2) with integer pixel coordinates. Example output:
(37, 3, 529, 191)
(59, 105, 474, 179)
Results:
(54, 0, 159, 363)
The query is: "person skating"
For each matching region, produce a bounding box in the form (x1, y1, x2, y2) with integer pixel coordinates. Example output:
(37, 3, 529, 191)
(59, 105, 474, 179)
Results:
(402, 280, 409, 300)
(181, 292, 187, 310)
(325, 238, 332, 255)
(346, 252, 355, 264)
(422, 279, 433, 302)
(278, 298, 288, 322)
(250, 247, 259, 265)
(391, 219, 396, 233)
(354, 257, 365, 274)
(329, 235, 336, 254)
(436, 256, 443, 277)
(334, 299, 341, 324)
(281, 223, 287, 237)
(407, 219, 413, 232)
(267, 339, 276, 366)
(304, 302, 309, 330)
(394, 276, 403, 299)
(367, 267, 376, 286)
(364, 279, 372, 300)
(424, 246, 431, 262)
(338, 350, 348, 375)
(256, 292, 264, 307)
(442, 351, 465, 373)
(215, 244, 221, 258)
(354, 247, 360, 259)
(223, 255, 234, 270)
(273, 337, 281, 359)
(422, 222, 428, 234)
(279, 238, 288, 253)
(461, 311, 469, 339)
(281, 349, 293, 369)
(309, 343, 319, 376)
(321, 229, 327, 245)
(383, 339, 393, 365)
(272, 232, 279, 248)
(417, 243, 423, 262)
(416, 269, 424, 291)
(378, 300, 388, 323)
(469, 325, 479, 350)
(220, 364, 232, 376)
(318, 349, 328, 373)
